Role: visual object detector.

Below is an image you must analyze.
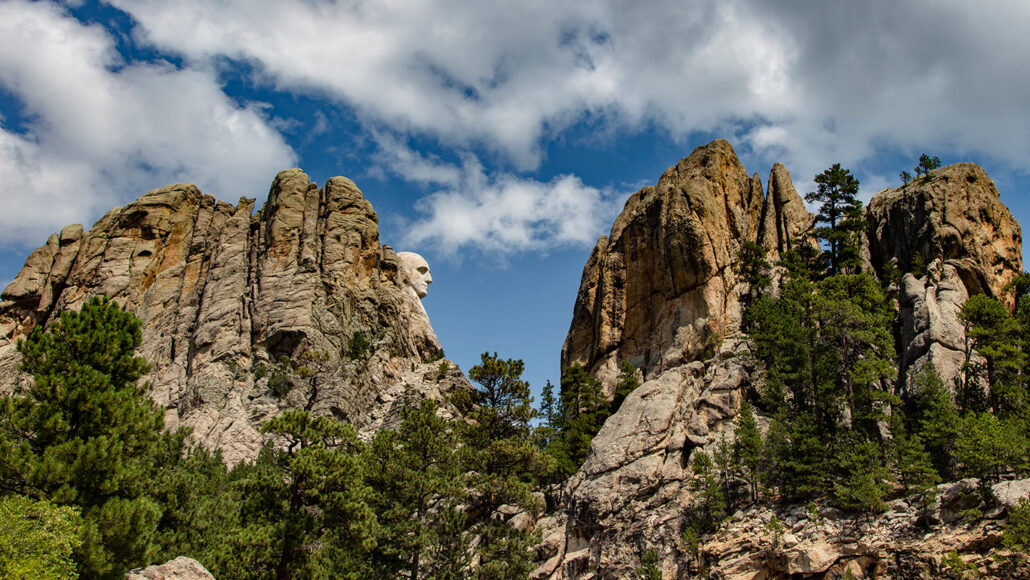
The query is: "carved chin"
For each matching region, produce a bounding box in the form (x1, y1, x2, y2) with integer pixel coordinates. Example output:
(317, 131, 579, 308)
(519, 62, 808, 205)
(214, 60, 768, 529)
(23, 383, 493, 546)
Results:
(414, 286, 428, 298)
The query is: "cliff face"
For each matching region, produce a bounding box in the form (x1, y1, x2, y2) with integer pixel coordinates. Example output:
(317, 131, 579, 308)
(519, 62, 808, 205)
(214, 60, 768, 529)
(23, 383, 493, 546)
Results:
(0, 170, 466, 464)
(542, 141, 1024, 578)
(866, 164, 1022, 392)
(561, 140, 811, 392)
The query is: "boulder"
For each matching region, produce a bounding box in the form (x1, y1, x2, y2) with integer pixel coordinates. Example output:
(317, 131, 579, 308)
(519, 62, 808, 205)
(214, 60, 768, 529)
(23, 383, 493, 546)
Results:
(125, 556, 214, 579)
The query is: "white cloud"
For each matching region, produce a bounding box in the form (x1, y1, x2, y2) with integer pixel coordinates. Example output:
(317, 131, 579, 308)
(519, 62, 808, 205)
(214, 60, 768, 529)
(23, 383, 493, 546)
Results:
(6, 0, 1030, 257)
(0, 0, 295, 248)
(378, 139, 619, 256)
(107, 0, 1030, 182)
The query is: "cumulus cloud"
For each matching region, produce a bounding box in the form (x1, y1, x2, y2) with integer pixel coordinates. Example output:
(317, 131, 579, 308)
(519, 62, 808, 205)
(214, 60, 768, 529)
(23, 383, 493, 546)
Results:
(375, 138, 619, 256)
(108, 0, 1030, 183)
(0, 0, 295, 247)
(6, 0, 1030, 258)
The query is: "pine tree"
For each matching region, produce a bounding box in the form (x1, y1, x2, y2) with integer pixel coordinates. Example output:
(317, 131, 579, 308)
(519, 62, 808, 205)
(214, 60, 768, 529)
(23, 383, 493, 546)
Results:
(735, 240, 771, 308)
(456, 353, 550, 578)
(960, 294, 1025, 414)
(231, 409, 377, 580)
(815, 274, 896, 434)
(558, 364, 609, 473)
(954, 411, 1026, 483)
(636, 549, 663, 580)
(687, 450, 728, 532)
(805, 163, 863, 275)
(831, 433, 891, 514)
(915, 154, 942, 177)
(366, 399, 467, 579)
(611, 361, 641, 414)
(887, 413, 939, 494)
(0, 297, 173, 578)
(148, 441, 243, 578)
(910, 362, 961, 480)
(732, 401, 763, 503)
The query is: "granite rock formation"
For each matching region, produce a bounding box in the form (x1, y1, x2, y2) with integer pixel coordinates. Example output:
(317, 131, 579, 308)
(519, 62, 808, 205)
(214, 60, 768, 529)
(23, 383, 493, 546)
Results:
(866, 164, 1022, 392)
(542, 141, 1023, 578)
(561, 139, 810, 393)
(125, 556, 215, 580)
(0, 170, 467, 464)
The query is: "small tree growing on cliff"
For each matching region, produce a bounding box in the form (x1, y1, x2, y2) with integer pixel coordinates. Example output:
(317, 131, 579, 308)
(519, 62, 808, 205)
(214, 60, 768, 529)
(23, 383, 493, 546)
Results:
(733, 401, 763, 503)
(915, 154, 942, 178)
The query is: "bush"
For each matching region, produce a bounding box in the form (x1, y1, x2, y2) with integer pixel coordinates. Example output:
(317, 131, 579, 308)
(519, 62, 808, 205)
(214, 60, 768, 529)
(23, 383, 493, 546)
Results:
(0, 495, 82, 579)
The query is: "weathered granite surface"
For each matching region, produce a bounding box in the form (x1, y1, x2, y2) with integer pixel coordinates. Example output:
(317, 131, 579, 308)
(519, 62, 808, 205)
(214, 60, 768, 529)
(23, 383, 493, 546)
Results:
(0, 170, 468, 464)
(543, 141, 1024, 578)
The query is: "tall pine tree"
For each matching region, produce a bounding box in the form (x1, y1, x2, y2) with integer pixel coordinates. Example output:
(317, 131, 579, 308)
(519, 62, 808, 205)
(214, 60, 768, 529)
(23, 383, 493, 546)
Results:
(805, 163, 863, 275)
(0, 297, 173, 578)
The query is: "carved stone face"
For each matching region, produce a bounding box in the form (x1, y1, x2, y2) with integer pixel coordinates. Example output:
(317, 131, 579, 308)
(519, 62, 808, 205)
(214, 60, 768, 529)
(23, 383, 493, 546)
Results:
(397, 252, 432, 298)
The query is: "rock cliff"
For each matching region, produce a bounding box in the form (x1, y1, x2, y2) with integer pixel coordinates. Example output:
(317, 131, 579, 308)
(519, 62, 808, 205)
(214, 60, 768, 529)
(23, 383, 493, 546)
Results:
(542, 141, 1024, 578)
(0, 170, 467, 464)
(561, 140, 811, 393)
(866, 165, 1022, 393)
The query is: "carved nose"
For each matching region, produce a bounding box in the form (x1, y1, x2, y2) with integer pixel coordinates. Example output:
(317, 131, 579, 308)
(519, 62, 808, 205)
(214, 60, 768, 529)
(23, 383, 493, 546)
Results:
(426, 274, 433, 284)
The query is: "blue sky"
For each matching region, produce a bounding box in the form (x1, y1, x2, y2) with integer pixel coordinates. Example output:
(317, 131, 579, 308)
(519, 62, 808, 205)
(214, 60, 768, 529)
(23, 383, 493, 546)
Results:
(2, 0, 1030, 397)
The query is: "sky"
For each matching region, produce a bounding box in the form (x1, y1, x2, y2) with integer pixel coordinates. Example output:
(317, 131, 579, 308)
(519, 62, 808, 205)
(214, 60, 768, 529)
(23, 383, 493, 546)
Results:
(2, 0, 1030, 397)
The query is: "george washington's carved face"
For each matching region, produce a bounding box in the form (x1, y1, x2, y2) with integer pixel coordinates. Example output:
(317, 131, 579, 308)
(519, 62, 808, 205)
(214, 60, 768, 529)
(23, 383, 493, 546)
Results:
(397, 252, 432, 298)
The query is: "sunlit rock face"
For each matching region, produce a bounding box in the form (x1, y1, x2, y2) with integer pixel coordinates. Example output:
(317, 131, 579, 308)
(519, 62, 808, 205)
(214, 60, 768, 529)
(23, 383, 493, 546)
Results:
(548, 140, 813, 578)
(0, 170, 468, 464)
(866, 163, 1022, 393)
(397, 251, 433, 299)
(542, 141, 1023, 579)
(561, 139, 811, 395)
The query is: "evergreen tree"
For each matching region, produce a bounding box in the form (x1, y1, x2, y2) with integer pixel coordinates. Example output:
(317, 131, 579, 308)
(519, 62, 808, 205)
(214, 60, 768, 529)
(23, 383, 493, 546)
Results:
(148, 441, 243, 578)
(636, 549, 662, 580)
(557, 364, 609, 474)
(231, 410, 377, 580)
(915, 154, 942, 177)
(887, 414, 939, 494)
(537, 380, 560, 450)
(732, 401, 763, 503)
(960, 294, 1025, 414)
(687, 450, 728, 532)
(815, 274, 896, 434)
(831, 434, 891, 514)
(805, 163, 863, 275)
(611, 361, 641, 415)
(457, 353, 550, 578)
(735, 240, 771, 308)
(910, 362, 960, 480)
(899, 170, 912, 185)
(0, 297, 173, 578)
(366, 399, 467, 579)
(954, 411, 1027, 483)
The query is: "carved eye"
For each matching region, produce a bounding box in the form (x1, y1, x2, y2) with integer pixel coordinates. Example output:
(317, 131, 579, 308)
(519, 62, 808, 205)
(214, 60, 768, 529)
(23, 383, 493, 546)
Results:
(417, 267, 429, 274)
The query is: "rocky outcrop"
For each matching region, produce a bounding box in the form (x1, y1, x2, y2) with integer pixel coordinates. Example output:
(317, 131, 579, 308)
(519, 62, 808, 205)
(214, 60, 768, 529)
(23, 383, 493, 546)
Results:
(561, 140, 811, 393)
(545, 142, 1024, 578)
(866, 164, 1022, 392)
(126, 556, 215, 579)
(547, 141, 812, 578)
(699, 478, 1030, 579)
(536, 337, 756, 579)
(0, 170, 467, 464)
